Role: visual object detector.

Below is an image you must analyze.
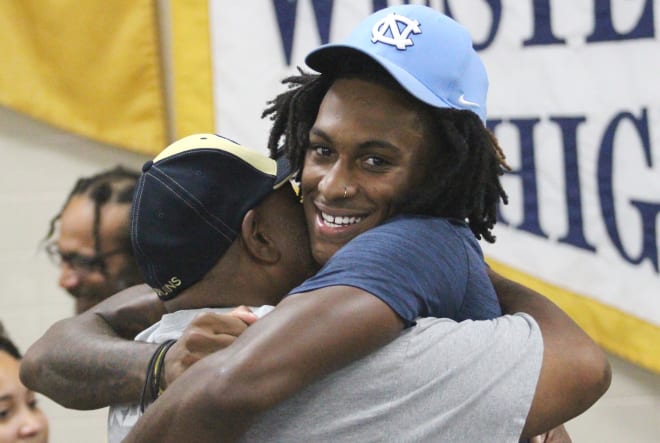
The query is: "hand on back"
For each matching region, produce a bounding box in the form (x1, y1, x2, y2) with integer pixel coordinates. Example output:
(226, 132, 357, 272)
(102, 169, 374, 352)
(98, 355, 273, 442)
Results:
(162, 307, 258, 390)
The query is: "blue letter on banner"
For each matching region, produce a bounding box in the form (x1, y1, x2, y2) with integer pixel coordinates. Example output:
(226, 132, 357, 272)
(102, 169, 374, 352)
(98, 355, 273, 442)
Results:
(272, 0, 334, 65)
(587, 0, 655, 42)
(598, 109, 659, 272)
(552, 116, 597, 252)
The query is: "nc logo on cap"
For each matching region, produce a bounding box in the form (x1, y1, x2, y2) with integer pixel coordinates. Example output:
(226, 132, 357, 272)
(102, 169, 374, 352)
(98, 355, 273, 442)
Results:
(371, 12, 421, 50)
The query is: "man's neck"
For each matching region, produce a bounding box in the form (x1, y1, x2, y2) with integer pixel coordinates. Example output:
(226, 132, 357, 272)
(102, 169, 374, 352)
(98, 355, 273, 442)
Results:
(163, 272, 281, 314)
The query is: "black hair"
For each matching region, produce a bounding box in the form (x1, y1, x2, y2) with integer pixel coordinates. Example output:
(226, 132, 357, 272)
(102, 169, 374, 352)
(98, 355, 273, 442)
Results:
(262, 56, 509, 242)
(44, 165, 141, 270)
(0, 321, 21, 359)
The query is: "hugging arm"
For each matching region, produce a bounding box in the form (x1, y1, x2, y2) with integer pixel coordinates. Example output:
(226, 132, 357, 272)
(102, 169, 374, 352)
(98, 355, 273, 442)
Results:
(123, 272, 610, 442)
(20, 284, 165, 409)
(488, 269, 611, 438)
(124, 287, 404, 443)
(124, 219, 481, 442)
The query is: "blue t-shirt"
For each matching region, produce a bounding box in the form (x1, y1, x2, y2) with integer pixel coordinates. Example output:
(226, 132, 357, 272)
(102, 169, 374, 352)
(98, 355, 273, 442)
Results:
(289, 215, 501, 326)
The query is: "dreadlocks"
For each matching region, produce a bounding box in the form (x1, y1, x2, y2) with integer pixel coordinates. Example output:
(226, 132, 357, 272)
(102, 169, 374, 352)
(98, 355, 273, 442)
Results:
(263, 58, 509, 243)
(44, 166, 140, 262)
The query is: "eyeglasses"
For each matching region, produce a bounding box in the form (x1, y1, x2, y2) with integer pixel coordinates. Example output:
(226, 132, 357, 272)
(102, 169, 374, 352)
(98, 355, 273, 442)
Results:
(45, 242, 129, 274)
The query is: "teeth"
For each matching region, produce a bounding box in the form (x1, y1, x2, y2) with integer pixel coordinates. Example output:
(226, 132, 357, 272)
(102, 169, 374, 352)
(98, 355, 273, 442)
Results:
(321, 212, 363, 227)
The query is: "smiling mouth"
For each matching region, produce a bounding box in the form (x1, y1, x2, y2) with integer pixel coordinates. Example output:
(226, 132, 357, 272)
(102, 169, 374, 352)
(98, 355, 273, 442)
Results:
(320, 211, 364, 227)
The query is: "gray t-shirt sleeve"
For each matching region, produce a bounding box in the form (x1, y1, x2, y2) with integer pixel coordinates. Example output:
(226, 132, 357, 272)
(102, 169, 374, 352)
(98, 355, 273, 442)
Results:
(243, 313, 544, 442)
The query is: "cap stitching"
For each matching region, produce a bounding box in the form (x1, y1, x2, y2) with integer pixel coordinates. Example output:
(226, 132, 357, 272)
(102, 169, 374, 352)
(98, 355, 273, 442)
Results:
(148, 168, 236, 242)
(131, 174, 163, 289)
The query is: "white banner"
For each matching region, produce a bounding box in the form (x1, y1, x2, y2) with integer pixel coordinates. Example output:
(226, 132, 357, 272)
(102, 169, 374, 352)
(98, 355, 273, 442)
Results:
(181, 0, 660, 372)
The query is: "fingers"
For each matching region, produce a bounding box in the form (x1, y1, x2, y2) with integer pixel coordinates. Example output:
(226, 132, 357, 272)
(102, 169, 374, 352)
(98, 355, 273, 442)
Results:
(229, 305, 259, 325)
(189, 311, 250, 335)
(529, 425, 572, 443)
(161, 311, 253, 390)
(179, 312, 249, 357)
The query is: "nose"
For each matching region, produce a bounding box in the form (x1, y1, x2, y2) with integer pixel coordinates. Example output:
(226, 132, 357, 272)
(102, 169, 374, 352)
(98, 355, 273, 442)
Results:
(58, 263, 81, 290)
(17, 409, 47, 438)
(318, 159, 353, 201)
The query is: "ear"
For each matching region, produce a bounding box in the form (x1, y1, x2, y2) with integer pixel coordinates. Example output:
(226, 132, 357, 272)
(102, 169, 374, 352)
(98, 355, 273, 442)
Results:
(240, 209, 281, 264)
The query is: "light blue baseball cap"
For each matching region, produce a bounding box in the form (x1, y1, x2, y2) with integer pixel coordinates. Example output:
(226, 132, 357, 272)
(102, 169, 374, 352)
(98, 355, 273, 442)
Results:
(305, 5, 488, 123)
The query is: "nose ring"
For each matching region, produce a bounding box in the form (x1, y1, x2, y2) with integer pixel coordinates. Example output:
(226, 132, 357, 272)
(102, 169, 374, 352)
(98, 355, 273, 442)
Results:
(343, 186, 348, 199)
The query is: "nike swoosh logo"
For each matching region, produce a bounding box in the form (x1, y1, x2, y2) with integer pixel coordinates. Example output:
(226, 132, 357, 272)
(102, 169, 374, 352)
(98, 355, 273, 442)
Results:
(458, 94, 480, 108)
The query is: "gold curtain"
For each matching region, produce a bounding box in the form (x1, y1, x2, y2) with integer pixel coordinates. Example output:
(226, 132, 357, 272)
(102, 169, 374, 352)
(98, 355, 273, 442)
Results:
(0, 0, 167, 154)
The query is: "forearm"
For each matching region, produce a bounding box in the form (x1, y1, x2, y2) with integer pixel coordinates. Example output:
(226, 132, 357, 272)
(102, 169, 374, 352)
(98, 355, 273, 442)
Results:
(94, 283, 166, 338)
(20, 284, 165, 409)
(488, 269, 611, 437)
(127, 288, 403, 442)
(490, 269, 571, 322)
(125, 356, 251, 443)
(489, 269, 603, 355)
(20, 313, 158, 409)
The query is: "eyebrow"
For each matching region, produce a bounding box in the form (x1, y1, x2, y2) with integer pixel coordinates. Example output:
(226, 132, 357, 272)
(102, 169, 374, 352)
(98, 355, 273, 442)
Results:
(0, 394, 11, 401)
(309, 127, 331, 143)
(309, 128, 403, 153)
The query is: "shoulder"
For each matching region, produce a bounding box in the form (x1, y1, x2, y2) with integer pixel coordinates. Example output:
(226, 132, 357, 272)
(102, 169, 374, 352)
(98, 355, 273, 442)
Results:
(368, 214, 461, 234)
(413, 313, 541, 345)
(325, 216, 458, 272)
(341, 215, 468, 252)
(406, 314, 543, 383)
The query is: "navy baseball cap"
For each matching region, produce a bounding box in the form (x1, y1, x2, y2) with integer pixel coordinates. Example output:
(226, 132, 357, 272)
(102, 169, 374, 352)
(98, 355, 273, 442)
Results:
(131, 133, 294, 300)
(305, 5, 488, 123)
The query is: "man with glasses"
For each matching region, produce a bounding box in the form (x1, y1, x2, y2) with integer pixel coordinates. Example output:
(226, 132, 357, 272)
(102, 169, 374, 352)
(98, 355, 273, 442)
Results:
(44, 166, 144, 313)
